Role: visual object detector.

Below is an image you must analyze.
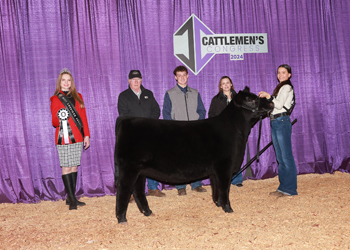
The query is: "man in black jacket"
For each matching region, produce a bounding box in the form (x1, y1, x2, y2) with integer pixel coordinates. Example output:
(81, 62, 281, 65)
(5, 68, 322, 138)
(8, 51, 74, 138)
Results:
(115, 70, 166, 198)
(118, 70, 160, 118)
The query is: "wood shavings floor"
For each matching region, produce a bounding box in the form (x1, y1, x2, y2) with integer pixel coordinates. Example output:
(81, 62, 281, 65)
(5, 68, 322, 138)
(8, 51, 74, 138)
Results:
(1, 172, 349, 249)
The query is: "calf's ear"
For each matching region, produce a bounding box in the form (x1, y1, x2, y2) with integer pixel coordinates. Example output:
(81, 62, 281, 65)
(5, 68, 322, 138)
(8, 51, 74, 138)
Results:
(233, 91, 244, 106)
(243, 86, 250, 93)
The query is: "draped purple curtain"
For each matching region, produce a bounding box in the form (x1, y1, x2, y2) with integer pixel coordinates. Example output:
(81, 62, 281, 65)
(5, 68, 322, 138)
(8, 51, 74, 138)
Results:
(1, 0, 349, 203)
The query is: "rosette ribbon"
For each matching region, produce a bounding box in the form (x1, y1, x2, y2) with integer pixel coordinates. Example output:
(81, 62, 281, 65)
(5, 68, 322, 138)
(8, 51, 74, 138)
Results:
(57, 108, 76, 144)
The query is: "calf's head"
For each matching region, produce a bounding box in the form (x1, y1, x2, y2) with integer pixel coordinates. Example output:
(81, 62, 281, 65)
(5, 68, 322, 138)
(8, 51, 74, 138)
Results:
(234, 86, 274, 119)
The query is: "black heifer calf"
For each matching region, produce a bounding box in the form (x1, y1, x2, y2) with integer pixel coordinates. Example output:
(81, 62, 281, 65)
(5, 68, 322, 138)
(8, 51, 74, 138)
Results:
(115, 87, 274, 224)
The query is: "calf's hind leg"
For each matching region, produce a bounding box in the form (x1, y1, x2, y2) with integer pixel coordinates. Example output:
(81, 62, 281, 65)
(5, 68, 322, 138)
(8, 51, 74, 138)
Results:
(134, 174, 152, 216)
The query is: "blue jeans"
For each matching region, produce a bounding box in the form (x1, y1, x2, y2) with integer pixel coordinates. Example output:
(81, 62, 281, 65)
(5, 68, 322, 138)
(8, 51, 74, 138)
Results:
(175, 180, 202, 190)
(231, 171, 243, 185)
(147, 178, 159, 190)
(271, 115, 298, 195)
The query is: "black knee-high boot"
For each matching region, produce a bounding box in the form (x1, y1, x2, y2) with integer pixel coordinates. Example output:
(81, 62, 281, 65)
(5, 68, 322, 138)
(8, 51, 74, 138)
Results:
(70, 172, 86, 206)
(65, 172, 86, 206)
(62, 174, 77, 210)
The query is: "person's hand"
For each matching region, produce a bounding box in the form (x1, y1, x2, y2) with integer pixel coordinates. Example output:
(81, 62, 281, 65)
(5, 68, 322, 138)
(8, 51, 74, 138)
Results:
(258, 91, 271, 99)
(83, 136, 90, 150)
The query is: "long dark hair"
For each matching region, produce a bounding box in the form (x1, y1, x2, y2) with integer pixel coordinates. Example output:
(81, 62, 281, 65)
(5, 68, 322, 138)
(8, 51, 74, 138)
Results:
(218, 76, 235, 94)
(272, 64, 293, 97)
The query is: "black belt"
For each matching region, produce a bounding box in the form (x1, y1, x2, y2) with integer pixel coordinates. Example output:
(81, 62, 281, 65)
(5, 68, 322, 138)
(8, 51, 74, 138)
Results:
(270, 112, 288, 121)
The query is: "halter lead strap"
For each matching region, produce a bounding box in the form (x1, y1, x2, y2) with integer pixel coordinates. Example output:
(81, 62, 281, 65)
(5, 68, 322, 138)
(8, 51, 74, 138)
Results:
(240, 98, 265, 162)
(257, 116, 262, 162)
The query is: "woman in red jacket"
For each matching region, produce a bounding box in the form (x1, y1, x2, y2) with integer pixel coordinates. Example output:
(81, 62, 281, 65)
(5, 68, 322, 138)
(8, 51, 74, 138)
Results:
(50, 68, 90, 210)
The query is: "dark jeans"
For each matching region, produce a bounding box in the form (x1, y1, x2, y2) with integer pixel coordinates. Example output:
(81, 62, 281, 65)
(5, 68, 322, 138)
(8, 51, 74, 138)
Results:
(175, 180, 202, 190)
(271, 115, 298, 195)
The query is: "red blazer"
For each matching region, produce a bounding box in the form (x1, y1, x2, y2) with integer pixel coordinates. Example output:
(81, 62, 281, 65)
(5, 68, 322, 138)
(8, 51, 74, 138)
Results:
(50, 91, 90, 145)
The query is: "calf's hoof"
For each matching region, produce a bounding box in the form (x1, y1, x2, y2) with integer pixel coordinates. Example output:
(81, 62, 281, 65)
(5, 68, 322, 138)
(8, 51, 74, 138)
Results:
(223, 205, 233, 213)
(117, 217, 127, 224)
(224, 208, 233, 213)
(143, 209, 153, 217)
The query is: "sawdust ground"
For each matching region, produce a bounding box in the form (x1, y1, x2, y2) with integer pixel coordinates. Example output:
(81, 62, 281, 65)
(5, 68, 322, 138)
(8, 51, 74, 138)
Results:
(1, 172, 349, 249)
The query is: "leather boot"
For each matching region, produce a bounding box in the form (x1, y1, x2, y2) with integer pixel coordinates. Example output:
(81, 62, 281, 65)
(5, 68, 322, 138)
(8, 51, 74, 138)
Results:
(62, 174, 77, 210)
(66, 172, 86, 206)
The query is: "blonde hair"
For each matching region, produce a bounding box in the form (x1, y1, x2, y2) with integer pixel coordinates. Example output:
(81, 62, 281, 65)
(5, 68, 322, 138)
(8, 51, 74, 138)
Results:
(54, 72, 84, 108)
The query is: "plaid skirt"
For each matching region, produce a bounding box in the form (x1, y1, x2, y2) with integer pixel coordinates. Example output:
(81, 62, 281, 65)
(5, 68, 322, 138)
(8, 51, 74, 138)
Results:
(56, 142, 83, 167)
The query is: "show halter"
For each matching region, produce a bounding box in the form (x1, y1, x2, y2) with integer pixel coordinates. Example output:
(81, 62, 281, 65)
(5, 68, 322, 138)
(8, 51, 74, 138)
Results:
(240, 97, 267, 162)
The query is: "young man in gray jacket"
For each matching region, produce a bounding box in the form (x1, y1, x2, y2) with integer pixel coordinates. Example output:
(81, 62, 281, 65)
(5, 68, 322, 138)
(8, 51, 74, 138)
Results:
(162, 65, 207, 195)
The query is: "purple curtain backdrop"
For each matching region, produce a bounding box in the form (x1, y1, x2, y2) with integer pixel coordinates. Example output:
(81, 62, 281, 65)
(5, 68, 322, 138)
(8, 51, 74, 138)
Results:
(0, 0, 349, 203)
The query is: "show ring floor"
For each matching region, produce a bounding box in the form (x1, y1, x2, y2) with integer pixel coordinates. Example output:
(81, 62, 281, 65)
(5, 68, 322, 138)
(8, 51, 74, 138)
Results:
(1, 172, 349, 249)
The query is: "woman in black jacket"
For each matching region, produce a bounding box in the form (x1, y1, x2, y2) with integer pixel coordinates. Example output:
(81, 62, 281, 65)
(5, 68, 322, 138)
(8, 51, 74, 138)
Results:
(208, 76, 244, 186)
(208, 76, 237, 118)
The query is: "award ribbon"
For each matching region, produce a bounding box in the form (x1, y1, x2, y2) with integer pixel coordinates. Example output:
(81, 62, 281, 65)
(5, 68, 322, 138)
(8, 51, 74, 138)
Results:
(57, 93, 84, 138)
(57, 108, 76, 144)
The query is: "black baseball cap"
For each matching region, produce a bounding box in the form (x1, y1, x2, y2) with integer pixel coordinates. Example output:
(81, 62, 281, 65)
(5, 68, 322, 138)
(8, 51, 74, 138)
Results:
(128, 70, 142, 79)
